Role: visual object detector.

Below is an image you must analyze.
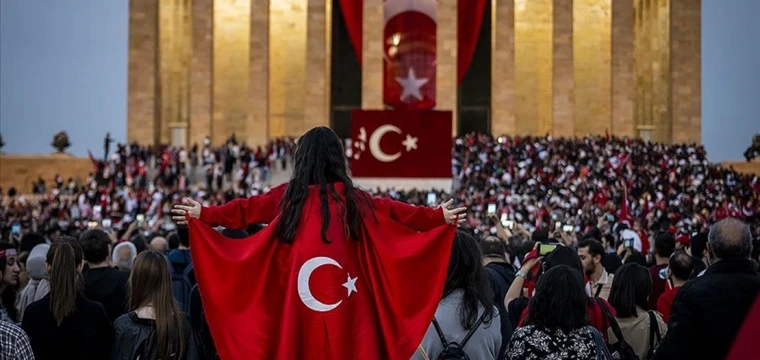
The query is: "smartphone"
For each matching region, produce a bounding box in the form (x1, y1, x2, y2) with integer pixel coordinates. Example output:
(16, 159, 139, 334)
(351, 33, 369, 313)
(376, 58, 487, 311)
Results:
(606, 214, 615, 222)
(87, 221, 98, 229)
(93, 205, 103, 215)
(136, 214, 145, 225)
(505, 220, 515, 230)
(539, 243, 559, 256)
(426, 192, 437, 206)
(624, 238, 635, 249)
(554, 221, 562, 230)
(487, 203, 497, 216)
(101, 218, 112, 229)
(563, 224, 574, 233)
(500, 213, 508, 226)
(11, 223, 21, 235)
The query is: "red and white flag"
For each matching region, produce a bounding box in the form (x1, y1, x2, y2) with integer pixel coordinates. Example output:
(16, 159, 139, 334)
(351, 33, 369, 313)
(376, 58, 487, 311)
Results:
(350, 110, 452, 178)
(383, 0, 437, 110)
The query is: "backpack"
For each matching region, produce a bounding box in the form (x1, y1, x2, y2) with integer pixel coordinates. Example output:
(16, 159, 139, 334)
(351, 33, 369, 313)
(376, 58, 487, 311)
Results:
(594, 298, 640, 360)
(429, 312, 487, 360)
(171, 261, 194, 314)
(645, 311, 662, 360)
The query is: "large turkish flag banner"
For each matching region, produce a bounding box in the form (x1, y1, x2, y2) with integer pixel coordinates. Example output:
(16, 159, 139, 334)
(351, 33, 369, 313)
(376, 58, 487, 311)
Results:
(383, 0, 437, 110)
(350, 110, 451, 178)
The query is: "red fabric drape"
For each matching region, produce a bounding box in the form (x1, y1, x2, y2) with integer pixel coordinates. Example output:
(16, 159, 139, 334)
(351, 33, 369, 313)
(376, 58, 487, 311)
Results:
(339, 0, 364, 66)
(339, 0, 487, 85)
(457, 0, 487, 84)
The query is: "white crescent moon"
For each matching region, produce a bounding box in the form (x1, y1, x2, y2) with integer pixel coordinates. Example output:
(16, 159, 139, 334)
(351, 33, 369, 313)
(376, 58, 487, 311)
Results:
(297, 257, 343, 312)
(369, 125, 402, 163)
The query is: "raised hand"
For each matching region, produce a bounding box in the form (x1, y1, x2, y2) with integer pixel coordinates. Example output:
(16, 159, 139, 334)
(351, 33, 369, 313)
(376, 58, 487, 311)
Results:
(441, 199, 467, 225)
(171, 198, 202, 225)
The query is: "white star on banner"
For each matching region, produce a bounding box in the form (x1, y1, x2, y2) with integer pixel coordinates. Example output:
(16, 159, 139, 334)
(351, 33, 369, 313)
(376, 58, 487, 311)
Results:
(396, 68, 428, 102)
(402, 134, 418, 152)
(342, 274, 358, 297)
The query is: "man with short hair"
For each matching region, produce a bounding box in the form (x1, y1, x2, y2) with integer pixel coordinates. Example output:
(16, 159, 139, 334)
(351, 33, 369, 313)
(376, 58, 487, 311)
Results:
(649, 232, 675, 309)
(653, 218, 760, 360)
(656, 249, 692, 321)
(80, 229, 129, 322)
(480, 236, 515, 360)
(578, 239, 613, 299)
(149, 236, 169, 254)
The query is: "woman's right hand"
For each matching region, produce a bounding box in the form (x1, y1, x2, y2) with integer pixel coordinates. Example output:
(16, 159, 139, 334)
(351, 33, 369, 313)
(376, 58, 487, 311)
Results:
(441, 199, 467, 225)
(172, 198, 202, 225)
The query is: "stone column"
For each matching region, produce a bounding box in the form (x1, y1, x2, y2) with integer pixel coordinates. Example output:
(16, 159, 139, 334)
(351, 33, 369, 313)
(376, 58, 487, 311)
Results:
(490, 0, 516, 137)
(361, 1, 383, 109)
(127, 0, 158, 144)
(189, 0, 213, 149)
(436, 0, 458, 136)
(611, 0, 635, 138)
(213, 0, 252, 145)
(552, 0, 574, 137)
(304, 0, 332, 132)
(573, 0, 612, 137)
(670, 0, 701, 144)
(248, 0, 269, 146)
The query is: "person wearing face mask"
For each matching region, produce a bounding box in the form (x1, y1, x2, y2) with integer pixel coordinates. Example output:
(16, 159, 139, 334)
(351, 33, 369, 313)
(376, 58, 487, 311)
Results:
(653, 218, 760, 360)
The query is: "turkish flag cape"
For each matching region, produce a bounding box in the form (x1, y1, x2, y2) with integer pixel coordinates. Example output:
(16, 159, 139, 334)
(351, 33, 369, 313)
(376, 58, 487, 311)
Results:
(188, 183, 456, 360)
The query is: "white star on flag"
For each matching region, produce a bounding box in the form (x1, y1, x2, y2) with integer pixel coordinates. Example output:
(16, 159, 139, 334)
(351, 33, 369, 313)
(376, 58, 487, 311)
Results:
(402, 134, 418, 152)
(396, 67, 428, 101)
(342, 274, 358, 297)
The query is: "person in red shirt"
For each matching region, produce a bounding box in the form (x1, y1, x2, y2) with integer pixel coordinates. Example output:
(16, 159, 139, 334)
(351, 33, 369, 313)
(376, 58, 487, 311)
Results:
(657, 250, 693, 322)
(649, 233, 675, 310)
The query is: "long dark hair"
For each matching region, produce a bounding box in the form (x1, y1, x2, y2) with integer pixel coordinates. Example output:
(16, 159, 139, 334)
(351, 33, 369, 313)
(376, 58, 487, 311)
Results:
(443, 230, 494, 329)
(46, 237, 84, 325)
(608, 263, 652, 318)
(274, 126, 373, 244)
(525, 265, 589, 332)
(129, 251, 184, 360)
(0, 242, 19, 322)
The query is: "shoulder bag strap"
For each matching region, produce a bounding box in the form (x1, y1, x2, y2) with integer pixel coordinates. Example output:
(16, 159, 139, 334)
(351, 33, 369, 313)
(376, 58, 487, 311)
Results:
(459, 311, 488, 348)
(594, 283, 604, 298)
(417, 345, 430, 360)
(594, 298, 626, 344)
(647, 311, 662, 358)
(588, 326, 613, 360)
(431, 317, 449, 348)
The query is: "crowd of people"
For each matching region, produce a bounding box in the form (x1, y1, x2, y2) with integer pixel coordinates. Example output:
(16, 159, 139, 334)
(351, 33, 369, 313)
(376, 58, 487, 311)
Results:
(0, 129, 758, 359)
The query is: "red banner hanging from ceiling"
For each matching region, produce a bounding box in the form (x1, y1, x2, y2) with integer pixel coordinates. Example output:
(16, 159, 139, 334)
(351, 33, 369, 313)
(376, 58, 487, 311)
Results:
(383, 0, 437, 110)
(338, 0, 487, 88)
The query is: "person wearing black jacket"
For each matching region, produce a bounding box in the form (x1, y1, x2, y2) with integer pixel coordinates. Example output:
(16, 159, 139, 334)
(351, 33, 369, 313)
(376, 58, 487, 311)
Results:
(653, 218, 760, 360)
(80, 229, 129, 322)
(481, 236, 516, 360)
(21, 238, 113, 360)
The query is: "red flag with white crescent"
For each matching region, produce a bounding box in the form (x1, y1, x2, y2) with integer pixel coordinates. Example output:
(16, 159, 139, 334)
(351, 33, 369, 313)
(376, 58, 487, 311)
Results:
(349, 110, 452, 178)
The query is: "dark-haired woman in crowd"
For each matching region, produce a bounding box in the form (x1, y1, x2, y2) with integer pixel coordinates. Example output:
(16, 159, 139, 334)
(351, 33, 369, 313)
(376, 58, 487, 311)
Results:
(21, 237, 113, 360)
(506, 246, 616, 338)
(412, 230, 501, 360)
(507, 265, 604, 359)
(608, 263, 667, 359)
(113, 250, 198, 360)
(0, 242, 21, 323)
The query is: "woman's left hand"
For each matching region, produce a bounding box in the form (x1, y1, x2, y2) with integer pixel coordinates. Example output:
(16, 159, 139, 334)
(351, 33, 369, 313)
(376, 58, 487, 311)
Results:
(441, 199, 467, 225)
(172, 198, 201, 225)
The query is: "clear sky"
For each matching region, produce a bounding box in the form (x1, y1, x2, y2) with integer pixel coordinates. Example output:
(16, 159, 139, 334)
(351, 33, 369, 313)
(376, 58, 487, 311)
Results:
(0, 0, 758, 162)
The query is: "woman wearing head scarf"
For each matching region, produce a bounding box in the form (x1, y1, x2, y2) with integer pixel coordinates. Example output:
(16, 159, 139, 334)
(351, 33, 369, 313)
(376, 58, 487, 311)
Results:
(16, 244, 50, 322)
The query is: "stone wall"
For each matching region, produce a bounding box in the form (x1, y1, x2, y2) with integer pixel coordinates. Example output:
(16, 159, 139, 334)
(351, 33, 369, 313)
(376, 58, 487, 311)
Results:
(0, 154, 94, 193)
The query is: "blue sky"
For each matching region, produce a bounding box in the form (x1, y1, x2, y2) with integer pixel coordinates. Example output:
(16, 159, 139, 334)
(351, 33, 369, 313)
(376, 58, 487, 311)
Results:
(0, 0, 758, 162)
